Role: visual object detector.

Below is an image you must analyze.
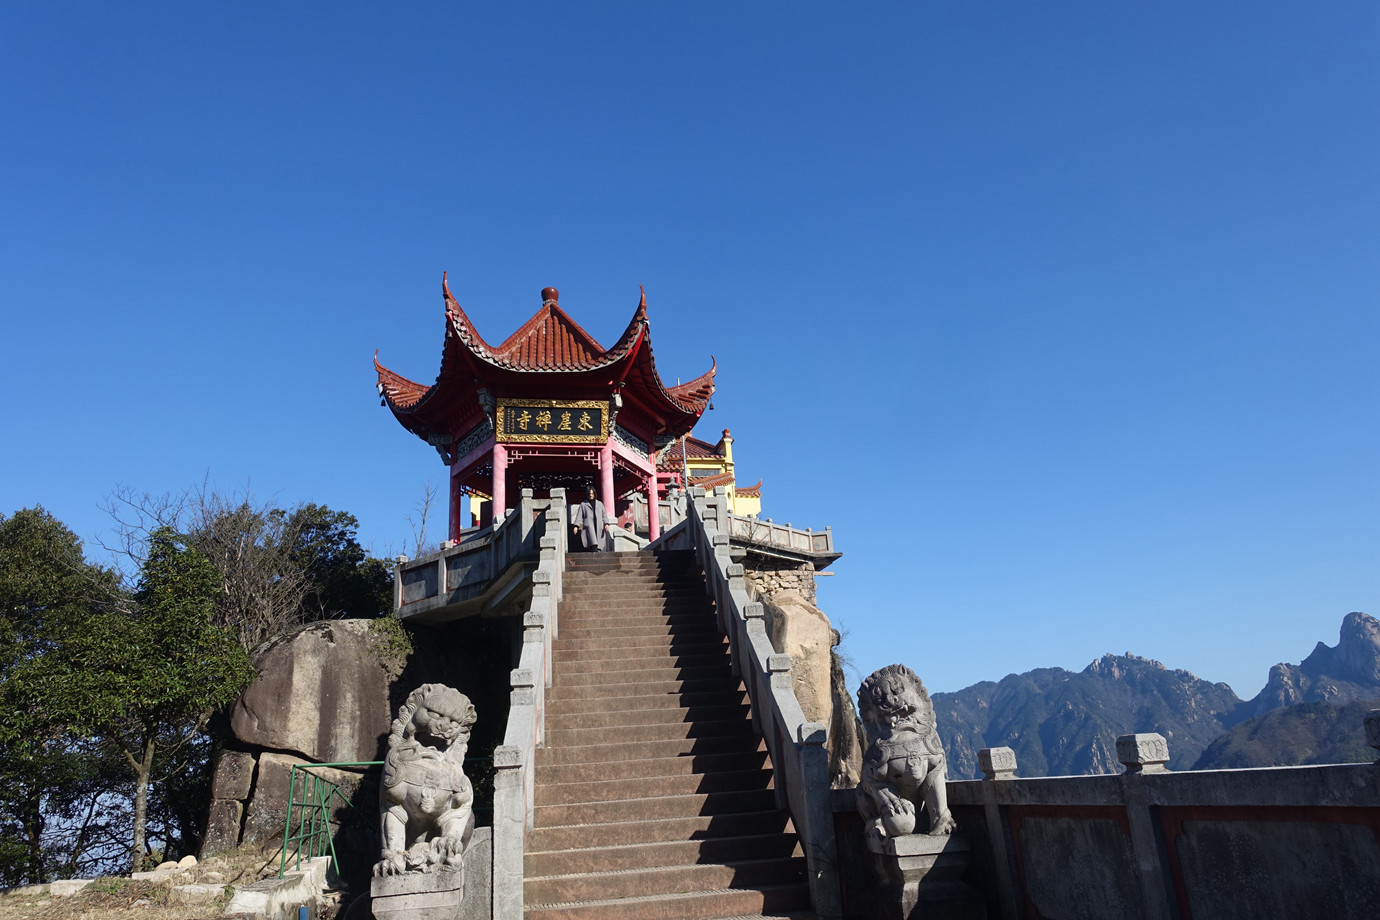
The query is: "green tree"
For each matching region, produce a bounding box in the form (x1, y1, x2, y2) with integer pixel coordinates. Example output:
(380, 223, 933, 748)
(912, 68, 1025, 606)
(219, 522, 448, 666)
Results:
(54, 528, 255, 869)
(286, 503, 391, 620)
(0, 508, 121, 885)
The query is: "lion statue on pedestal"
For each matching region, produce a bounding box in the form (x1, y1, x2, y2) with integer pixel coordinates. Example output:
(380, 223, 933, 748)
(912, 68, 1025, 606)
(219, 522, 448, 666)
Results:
(856, 664, 956, 838)
(374, 684, 477, 877)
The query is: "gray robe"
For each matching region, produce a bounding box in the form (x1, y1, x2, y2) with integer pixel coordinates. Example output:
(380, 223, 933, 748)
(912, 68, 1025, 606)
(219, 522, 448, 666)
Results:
(573, 499, 609, 551)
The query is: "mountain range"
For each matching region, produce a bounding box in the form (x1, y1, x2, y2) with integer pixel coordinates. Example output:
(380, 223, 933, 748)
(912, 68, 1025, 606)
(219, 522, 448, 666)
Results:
(933, 611, 1380, 778)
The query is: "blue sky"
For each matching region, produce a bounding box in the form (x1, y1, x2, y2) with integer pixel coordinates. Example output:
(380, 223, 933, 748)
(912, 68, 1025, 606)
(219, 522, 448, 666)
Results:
(3, 3, 1376, 699)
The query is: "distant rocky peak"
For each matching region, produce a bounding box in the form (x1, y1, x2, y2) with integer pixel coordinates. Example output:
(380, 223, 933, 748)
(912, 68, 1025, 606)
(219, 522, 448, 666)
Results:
(1241, 611, 1380, 720)
(1084, 652, 1168, 678)
(1335, 611, 1380, 683)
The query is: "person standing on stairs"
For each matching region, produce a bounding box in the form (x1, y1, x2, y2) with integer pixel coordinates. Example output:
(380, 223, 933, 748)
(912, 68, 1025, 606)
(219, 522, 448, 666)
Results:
(572, 486, 610, 552)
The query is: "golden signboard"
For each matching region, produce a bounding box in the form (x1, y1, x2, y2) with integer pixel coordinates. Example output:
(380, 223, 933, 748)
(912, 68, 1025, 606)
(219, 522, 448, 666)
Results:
(495, 398, 609, 444)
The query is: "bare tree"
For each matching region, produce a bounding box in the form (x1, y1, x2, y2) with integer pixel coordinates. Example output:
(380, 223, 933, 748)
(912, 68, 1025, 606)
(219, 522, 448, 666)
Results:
(100, 482, 311, 652)
(405, 479, 441, 558)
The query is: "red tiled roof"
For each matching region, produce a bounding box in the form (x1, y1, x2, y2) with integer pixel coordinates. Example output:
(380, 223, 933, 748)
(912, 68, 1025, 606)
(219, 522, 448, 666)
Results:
(374, 352, 430, 408)
(442, 277, 648, 373)
(376, 276, 714, 443)
(735, 480, 762, 498)
(657, 435, 723, 469)
(691, 470, 735, 491)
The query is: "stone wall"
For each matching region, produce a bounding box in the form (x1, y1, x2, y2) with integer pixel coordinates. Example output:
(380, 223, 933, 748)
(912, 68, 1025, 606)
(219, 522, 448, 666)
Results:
(932, 751, 1380, 920)
(746, 559, 817, 605)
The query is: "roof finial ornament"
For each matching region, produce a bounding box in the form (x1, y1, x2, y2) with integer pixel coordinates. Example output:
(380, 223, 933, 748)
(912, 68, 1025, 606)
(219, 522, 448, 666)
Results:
(541, 287, 559, 307)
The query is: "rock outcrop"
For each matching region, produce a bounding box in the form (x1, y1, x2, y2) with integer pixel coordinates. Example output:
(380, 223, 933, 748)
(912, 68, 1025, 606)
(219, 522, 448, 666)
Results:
(231, 619, 394, 764)
(759, 589, 863, 786)
(1239, 612, 1380, 720)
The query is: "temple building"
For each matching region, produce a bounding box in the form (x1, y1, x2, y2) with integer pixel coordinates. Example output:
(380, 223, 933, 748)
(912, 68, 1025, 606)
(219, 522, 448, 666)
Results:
(657, 429, 762, 517)
(375, 277, 717, 541)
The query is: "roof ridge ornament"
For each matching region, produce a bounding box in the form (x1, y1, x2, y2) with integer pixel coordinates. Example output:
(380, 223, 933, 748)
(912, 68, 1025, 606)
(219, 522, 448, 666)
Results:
(541, 287, 559, 307)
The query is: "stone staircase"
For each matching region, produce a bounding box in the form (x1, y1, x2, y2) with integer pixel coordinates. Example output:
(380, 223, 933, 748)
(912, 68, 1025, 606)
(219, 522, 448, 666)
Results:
(524, 550, 812, 920)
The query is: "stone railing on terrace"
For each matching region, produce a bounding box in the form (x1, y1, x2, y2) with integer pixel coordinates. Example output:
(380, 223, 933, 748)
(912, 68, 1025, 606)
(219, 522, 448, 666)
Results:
(824, 730, 1380, 920)
(392, 490, 551, 623)
(489, 488, 567, 920)
(683, 486, 844, 920)
(725, 512, 835, 557)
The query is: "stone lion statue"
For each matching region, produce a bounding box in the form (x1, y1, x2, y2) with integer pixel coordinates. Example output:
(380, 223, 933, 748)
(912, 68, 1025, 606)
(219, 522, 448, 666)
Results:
(856, 664, 956, 838)
(374, 684, 477, 877)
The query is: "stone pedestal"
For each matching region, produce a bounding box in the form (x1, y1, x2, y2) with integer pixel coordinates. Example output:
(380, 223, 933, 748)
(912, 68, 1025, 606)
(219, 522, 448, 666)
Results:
(371, 867, 465, 920)
(864, 833, 986, 920)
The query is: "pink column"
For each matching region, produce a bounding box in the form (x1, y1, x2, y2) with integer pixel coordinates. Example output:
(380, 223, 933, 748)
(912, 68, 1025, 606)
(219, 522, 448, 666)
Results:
(647, 471, 660, 541)
(492, 444, 508, 522)
(599, 445, 615, 518)
(449, 474, 462, 541)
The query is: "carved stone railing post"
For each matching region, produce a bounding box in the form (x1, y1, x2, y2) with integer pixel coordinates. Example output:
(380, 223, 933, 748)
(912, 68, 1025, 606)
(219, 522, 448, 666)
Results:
(490, 745, 524, 920)
(1116, 732, 1176, 917)
(518, 488, 535, 543)
(977, 748, 1021, 920)
(393, 555, 408, 610)
(1117, 733, 1171, 774)
(979, 747, 1018, 781)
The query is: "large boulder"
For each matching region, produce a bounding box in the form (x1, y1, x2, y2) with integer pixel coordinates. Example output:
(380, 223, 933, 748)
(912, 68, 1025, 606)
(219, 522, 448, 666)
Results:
(231, 619, 393, 764)
(760, 590, 864, 787)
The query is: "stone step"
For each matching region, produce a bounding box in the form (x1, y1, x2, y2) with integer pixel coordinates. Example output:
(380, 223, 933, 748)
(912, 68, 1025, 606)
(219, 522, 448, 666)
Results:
(561, 582, 702, 594)
(535, 768, 773, 807)
(565, 554, 695, 570)
(534, 788, 780, 827)
(535, 735, 766, 766)
(563, 572, 701, 584)
(556, 617, 717, 637)
(547, 703, 750, 731)
(546, 677, 745, 703)
(562, 573, 700, 585)
(552, 632, 726, 654)
(552, 638, 727, 664)
(525, 832, 802, 876)
(546, 717, 754, 748)
(525, 857, 807, 907)
(536, 748, 769, 784)
(558, 599, 712, 616)
(551, 650, 730, 677)
(524, 888, 812, 920)
(552, 663, 735, 688)
(528, 810, 792, 851)
(546, 688, 747, 716)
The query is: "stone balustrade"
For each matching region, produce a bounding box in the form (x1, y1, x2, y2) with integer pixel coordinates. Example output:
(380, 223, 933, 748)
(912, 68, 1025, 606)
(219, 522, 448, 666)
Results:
(490, 489, 567, 920)
(685, 487, 844, 920)
(940, 731, 1380, 920)
(393, 491, 549, 623)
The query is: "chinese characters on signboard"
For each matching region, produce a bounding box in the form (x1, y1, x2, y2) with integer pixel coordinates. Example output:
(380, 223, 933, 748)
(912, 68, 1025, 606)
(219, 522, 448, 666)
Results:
(496, 399, 609, 444)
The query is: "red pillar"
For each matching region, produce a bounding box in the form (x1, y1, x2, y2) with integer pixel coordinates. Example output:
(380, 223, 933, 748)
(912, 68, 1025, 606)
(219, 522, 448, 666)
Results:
(449, 473, 462, 541)
(492, 443, 508, 523)
(599, 445, 615, 521)
(647, 471, 660, 541)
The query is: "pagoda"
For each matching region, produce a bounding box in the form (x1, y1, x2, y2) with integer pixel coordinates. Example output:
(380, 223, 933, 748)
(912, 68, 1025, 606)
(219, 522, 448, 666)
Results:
(375, 276, 716, 541)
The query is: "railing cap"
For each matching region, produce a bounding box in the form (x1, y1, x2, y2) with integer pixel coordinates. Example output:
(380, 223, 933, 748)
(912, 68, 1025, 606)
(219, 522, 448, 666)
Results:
(978, 746, 1018, 780)
(1116, 733, 1170, 774)
(493, 745, 523, 769)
